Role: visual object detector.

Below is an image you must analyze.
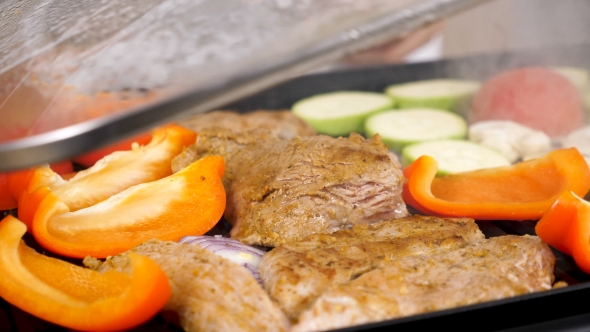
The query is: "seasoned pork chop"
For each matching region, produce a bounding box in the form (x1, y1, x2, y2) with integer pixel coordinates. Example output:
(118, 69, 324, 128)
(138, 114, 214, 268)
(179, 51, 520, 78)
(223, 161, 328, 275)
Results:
(174, 130, 408, 246)
(84, 240, 289, 332)
(292, 235, 555, 332)
(260, 215, 484, 320)
(179, 110, 316, 139)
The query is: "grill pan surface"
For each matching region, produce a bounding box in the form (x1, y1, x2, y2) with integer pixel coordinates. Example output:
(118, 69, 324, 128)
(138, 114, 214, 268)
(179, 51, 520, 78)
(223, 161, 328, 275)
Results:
(3, 45, 590, 331)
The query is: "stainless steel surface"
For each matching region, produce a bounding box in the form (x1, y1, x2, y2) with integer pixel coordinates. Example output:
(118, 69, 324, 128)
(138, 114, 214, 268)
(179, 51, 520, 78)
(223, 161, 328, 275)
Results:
(0, 0, 491, 171)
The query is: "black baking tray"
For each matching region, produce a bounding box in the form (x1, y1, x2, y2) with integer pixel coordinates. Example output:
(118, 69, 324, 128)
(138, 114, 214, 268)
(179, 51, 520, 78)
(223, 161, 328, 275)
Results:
(4, 45, 590, 331)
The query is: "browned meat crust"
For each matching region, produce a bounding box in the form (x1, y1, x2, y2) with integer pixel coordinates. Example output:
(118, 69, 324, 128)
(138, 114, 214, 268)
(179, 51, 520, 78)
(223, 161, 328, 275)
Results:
(228, 133, 408, 246)
(259, 215, 484, 321)
(179, 110, 316, 139)
(172, 127, 276, 175)
(175, 128, 408, 247)
(84, 240, 289, 332)
(291, 235, 555, 332)
(173, 110, 408, 247)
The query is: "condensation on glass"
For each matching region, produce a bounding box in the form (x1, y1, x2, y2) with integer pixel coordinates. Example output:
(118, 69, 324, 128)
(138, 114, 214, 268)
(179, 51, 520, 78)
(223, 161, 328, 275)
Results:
(0, 0, 490, 170)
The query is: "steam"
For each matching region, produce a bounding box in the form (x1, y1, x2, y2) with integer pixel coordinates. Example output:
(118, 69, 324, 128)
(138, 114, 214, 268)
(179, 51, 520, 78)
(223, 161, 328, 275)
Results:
(441, 45, 590, 82)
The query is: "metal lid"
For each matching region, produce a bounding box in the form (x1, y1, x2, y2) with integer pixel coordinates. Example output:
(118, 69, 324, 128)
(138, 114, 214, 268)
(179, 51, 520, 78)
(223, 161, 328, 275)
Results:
(0, 0, 489, 171)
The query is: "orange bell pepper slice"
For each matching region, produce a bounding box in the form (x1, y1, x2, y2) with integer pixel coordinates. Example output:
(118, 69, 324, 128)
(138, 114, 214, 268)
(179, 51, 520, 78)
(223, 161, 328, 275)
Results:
(0, 161, 74, 211)
(403, 148, 590, 220)
(535, 190, 590, 273)
(0, 174, 15, 211)
(8, 124, 196, 223)
(72, 130, 153, 167)
(25, 155, 225, 258)
(46, 160, 75, 176)
(0, 215, 171, 331)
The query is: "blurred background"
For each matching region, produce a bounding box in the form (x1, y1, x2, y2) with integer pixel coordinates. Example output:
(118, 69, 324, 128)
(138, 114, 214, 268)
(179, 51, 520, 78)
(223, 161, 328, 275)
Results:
(340, 0, 590, 68)
(442, 0, 590, 59)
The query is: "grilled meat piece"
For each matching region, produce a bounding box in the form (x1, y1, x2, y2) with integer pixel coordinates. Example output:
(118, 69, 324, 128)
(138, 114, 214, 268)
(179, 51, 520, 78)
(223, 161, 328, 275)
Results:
(292, 235, 555, 332)
(172, 127, 276, 175)
(179, 110, 316, 139)
(173, 110, 315, 175)
(84, 240, 289, 332)
(174, 130, 408, 247)
(259, 215, 484, 321)
(227, 133, 408, 246)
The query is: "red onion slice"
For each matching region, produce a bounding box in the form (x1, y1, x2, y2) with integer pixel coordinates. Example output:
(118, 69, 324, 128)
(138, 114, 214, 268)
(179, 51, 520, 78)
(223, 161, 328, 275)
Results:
(179, 235, 266, 284)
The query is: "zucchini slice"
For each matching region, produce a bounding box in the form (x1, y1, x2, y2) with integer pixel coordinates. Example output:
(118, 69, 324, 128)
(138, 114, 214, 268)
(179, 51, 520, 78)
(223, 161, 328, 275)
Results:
(402, 139, 511, 175)
(292, 91, 394, 136)
(365, 108, 467, 153)
(385, 79, 480, 114)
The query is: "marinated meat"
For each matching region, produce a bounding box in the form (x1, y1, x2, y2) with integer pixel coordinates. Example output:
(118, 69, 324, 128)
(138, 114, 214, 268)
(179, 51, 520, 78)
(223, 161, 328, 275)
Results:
(172, 127, 276, 175)
(174, 130, 408, 247)
(260, 215, 484, 321)
(173, 110, 315, 174)
(84, 240, 289, 332)
(292, 235, 555, 332)
(179, 110, 316, 139)
(228, 133, 408, 246)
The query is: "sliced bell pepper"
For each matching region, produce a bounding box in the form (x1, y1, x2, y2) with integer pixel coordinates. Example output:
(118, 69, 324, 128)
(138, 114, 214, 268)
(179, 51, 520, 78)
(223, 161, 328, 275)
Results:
(0, 215, 171, 331)
(8, 124, 196, 222)
(0, 174, 15, 211)
(0, 161, 74, 211)
(535, 190, 590, 272)
(72, 130, 153, 167)
(403, 148, 590, 220)
(25, 155, 225, 258)
(47, 160, 74, 176)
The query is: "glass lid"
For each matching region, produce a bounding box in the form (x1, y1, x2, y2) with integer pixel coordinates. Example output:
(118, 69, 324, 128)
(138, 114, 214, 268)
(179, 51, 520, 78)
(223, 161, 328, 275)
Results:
(0, 0, 490, 171)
